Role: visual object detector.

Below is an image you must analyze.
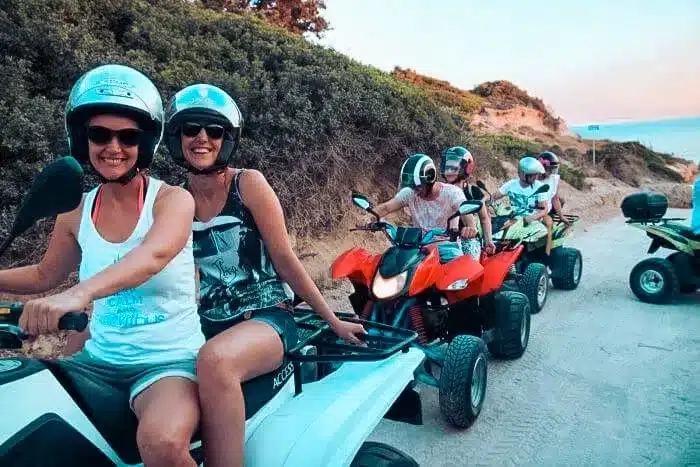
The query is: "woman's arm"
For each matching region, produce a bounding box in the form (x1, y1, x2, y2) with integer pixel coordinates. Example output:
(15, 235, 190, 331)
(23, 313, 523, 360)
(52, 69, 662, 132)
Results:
(239, 170, 365, 344)
(0, 209, 81, 294)
(69, 186, 195, 302)
(478, 205, 493, 244)
(373, 197, 405, 219)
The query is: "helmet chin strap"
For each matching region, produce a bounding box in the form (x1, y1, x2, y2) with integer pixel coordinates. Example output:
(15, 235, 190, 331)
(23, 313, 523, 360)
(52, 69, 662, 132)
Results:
(92, 164, 140, 185)
(185, 162, 228, 176)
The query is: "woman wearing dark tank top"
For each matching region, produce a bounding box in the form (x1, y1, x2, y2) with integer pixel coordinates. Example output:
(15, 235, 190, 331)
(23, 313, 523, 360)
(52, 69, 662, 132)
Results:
(440, 146, 495, 259)
(165, 84, 367, 467)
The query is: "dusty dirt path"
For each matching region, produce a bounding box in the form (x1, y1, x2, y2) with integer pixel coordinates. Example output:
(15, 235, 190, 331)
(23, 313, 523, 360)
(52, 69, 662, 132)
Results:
(361, 209, 700, 466)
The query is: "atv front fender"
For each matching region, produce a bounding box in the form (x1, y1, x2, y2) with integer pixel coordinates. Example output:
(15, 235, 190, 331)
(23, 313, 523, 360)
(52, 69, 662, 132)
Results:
(331, 247, 380, 288)
(478, 245, 524, 295)
(436, 255, 484, 291)
(244, 348, 425, 467)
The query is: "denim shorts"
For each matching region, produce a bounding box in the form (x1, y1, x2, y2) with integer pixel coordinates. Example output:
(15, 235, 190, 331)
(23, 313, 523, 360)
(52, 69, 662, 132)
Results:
(200, 306, 299, 352)
(55, 351, 197, 410)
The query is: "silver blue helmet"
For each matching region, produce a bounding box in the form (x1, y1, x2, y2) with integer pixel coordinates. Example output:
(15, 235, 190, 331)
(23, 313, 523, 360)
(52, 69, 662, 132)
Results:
(165, 84, 244, 173)
(518, 156, 546, 176)
(65, 64, 164, 170)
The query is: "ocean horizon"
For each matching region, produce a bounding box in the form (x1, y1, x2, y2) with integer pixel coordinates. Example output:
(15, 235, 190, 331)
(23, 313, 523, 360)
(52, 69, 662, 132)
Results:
(569, 116, 699, 163)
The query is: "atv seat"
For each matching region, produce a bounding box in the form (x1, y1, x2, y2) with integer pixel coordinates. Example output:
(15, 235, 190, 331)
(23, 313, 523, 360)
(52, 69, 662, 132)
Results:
(666, 222, 700, 241)
(45, 357, 295, 464)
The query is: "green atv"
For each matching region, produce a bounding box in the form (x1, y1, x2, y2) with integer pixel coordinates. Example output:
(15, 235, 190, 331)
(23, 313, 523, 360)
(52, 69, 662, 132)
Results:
(622, 192, 700, 304)
(477, 181, 583, 313)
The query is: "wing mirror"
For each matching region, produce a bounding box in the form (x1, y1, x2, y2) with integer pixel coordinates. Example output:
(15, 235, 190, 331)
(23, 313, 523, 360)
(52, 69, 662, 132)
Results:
(0, 156, 84, 257)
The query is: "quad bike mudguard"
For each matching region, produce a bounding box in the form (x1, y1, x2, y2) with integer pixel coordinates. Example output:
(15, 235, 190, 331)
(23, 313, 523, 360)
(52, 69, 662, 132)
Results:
(632, 222, 700, 255)
(443, 246, 523, 303)
(331, 247, 381, 288)
(476, 245, 524, 296)
(436, 254, 485, 294)
(408, 245, 441, 296)
(245, 348, 424, 466)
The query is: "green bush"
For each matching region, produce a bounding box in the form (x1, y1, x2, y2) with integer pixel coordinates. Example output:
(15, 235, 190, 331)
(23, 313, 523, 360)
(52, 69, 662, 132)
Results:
(474, 134, 543, 160)
(559, 165, 586, 190)
(0, 0, 466, 265)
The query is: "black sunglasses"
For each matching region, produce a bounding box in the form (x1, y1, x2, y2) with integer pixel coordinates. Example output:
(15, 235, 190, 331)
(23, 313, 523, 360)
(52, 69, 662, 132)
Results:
(181, 122, 226, 139)
(87, 126, 142, 147)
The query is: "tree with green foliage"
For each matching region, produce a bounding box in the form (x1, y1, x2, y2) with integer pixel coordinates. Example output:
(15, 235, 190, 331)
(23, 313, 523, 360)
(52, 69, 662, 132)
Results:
(200, 0, 329, 37)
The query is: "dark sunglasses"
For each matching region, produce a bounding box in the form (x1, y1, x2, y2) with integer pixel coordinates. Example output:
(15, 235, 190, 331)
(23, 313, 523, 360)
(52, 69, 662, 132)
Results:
(87, 126, 142, 147)
(181, 122, 225, 139)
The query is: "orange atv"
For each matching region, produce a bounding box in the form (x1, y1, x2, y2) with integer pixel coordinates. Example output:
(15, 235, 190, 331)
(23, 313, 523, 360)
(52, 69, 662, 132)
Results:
(330, 192, 532, 429)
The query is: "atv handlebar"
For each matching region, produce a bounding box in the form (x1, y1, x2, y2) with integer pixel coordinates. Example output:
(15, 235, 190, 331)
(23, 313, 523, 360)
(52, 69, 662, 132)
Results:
(0, 302, 89, 346)
(352, 222, 458, 246)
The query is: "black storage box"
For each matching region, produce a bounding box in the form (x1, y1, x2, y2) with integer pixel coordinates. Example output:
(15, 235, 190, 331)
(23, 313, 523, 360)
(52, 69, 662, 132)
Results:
(620, 192, 668, 221)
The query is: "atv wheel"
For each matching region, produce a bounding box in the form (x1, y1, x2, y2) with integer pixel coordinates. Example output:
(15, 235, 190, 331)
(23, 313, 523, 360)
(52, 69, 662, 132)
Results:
(488, 290, 531, 359)
(519, 262, 549, 313)
(351, 442, 419, 467)
(438, 334, 487, 428)
(550, 247, 583, 290)
(630, 258, 680, 304)
(667, 252, 698, 293)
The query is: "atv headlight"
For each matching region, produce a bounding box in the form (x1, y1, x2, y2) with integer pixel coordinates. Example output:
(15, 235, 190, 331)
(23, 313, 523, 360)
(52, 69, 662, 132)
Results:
(447, 279, 469, 290)
(372, 271, 408, 300)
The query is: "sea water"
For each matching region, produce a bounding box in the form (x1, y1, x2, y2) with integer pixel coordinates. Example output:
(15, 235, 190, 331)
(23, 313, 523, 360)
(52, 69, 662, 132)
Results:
(570, 116, 700, 163)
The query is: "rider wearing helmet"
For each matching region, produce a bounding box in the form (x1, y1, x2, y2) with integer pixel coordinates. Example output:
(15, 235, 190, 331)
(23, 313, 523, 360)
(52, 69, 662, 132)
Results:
(371, 153, 479, 263)
(538, 151, 566, 217)
(490, 155, 550, 247)
(1, 64, 204, 465)
(692, 163, 700, 234)
(166, 84, 366, 467)
(440, 146, 495, 258)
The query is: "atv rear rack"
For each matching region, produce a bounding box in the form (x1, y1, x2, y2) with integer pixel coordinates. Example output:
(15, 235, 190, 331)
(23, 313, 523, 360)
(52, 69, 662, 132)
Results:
(625, 217, 686, 225)
(551, 213, 580, 224)
(289, 308, 417, 362)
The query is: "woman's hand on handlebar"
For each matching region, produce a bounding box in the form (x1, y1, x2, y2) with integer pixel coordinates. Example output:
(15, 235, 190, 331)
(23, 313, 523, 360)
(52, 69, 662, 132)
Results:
(19, 289, 89, 336)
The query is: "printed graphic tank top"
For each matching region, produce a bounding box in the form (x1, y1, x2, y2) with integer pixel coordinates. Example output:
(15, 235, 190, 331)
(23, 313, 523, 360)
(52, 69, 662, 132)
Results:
(191, 170, 289, 322)
(78, 177, 204, 364)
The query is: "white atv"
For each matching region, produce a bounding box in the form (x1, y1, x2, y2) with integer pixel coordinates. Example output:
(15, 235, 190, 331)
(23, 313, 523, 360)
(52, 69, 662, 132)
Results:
(0, 157, 425, 467)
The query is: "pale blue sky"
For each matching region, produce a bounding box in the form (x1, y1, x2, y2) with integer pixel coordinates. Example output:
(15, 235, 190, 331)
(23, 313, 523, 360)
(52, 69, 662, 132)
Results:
(316, 0, 700, 125)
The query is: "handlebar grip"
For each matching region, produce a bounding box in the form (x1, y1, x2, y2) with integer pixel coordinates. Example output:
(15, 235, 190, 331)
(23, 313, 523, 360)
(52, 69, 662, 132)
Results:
(58, 312, 89, 332)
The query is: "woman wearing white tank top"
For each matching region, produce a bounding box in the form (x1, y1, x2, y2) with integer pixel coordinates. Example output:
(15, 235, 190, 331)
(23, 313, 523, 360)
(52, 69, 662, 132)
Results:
(0, 65, 204, 466)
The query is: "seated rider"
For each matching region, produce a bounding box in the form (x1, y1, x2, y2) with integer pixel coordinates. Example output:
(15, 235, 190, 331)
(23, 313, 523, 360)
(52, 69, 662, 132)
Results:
(692, 164, 700, 235)
(440, 146, 495, 259)
(370, 153, 479, 263)
(538, 151, 566, 217)
(538, 151, 571, 253)
(490, 155, 550, 251)
(165, 84, 367, 467)
(0, 65, 205, 466)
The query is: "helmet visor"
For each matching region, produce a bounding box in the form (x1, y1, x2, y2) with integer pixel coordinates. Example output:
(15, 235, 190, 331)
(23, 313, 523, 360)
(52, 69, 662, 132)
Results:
(443, 160, 460, 174)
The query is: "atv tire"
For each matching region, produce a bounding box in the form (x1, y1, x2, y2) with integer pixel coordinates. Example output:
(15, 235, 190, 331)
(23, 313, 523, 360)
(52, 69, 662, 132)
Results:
(667, 252, 698, 294)
(519, 262, 549, 313)
(351, 442, 419, 467)
(438, 334, 487, 429)
(550, 247, 583, 290)
(488, 290, 531, 359)
(630, 257, 680, 304)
